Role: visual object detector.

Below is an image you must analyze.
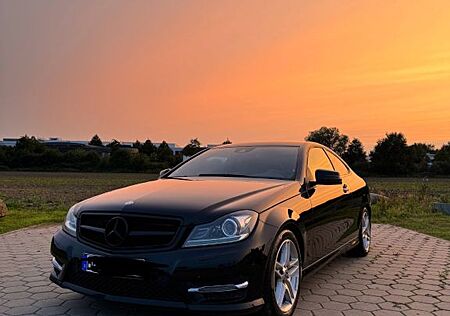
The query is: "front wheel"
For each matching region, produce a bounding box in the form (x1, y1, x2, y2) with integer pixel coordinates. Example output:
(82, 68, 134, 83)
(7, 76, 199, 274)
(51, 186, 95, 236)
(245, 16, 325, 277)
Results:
(262, 230, 302, 316)
(348, 207, 371, 257)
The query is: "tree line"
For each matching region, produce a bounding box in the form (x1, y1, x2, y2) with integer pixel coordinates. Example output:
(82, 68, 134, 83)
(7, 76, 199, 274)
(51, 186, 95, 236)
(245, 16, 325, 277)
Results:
(0, 136, 181, 173)
(0, 129, 448, 176)
(305, 127, 449, 176)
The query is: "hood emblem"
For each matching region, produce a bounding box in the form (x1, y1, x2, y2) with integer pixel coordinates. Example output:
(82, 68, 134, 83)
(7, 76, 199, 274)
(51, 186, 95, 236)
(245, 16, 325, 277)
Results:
(104, 216, 128, 247)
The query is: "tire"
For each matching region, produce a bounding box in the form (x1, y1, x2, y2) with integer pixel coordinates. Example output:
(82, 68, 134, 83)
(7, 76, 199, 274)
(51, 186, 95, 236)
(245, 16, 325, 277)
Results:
(348, 207, 371, 257)
(261, 230, 302, 316)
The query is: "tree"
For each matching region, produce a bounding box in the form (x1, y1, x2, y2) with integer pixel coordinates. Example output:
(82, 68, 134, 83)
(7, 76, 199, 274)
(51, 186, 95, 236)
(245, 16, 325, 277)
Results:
(132, 140, 142, 152)
(130, 153, 151, 171)
(83, 151, 101, 168)
(182, 138, 202, 157)
(432, 142, 450, 175)
(142, 140, 156, 157)
(39, 148, 62, 166)
(15, 135, 45, 153)
(342, 138, 368, 173)
(305, 127, 349, 156)
(370, 132, 412, 175)
(88, 134, 103, 147)
(157, 141, 174, 162)
(106, 139, 121, 152)
(222, 138, 232, 145)
(0, 146, 6, 166)
(109, 149, 132, 170)
(434, 142, 450, 161)
(409, 143, 434, 173)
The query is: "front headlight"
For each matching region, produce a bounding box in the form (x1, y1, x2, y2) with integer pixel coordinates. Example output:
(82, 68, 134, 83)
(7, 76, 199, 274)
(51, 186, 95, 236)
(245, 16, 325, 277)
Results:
(63, 205, 78, 236)
(183, 210, 258, 247)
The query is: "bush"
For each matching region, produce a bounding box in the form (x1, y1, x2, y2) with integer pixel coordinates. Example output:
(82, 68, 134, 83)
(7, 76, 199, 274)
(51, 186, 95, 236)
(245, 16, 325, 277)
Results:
(109, 149, 132, 170)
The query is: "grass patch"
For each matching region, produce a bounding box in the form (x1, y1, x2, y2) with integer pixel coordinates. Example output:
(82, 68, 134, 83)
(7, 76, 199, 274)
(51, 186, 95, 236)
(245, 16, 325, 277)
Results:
(368, 178, 450, 241)
(0, 171, 158, 234)
(1, 172, 450, 240)
(0, 208, 67, 234)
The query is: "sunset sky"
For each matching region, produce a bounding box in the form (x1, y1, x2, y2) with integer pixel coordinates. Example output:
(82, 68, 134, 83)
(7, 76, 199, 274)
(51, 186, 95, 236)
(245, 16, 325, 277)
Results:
(1, 0, 449, 149)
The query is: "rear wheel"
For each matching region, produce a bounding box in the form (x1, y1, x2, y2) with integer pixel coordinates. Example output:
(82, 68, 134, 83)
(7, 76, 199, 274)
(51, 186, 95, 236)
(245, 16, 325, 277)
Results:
(262, 230, 301, 316)
(348, 207, 371, 257)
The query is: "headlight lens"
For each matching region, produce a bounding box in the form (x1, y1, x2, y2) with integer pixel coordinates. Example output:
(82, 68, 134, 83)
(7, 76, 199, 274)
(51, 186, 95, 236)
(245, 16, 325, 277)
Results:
(63, 205, 78, 236)
(183, 210, 258, 247)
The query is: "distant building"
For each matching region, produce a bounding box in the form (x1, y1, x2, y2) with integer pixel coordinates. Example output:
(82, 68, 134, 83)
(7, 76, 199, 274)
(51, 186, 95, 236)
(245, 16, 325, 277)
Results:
(426, 153, 436, 168)
(0, 138, 20, 147)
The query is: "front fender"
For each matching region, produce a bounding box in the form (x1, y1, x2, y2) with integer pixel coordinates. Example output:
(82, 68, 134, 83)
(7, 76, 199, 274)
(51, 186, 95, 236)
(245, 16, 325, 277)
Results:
(258, 204, 308, 265)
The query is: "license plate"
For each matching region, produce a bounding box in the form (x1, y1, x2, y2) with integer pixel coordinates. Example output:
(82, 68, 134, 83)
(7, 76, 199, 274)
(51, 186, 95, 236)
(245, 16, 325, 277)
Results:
(81, 253, 147, 277)
(81, 253, 102, 274)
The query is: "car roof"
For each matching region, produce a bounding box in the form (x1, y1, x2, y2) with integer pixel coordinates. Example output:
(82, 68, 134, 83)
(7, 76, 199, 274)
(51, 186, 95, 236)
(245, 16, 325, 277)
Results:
(214, 141, 323, 149)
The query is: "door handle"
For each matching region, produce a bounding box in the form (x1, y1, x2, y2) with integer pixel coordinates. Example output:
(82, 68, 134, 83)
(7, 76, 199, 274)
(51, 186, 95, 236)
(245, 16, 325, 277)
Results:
(343, 184, 349, 193)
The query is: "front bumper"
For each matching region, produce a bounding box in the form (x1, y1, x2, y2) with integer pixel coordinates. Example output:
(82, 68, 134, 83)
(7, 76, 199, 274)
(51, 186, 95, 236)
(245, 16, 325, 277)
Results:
(50, 220, 277, 312)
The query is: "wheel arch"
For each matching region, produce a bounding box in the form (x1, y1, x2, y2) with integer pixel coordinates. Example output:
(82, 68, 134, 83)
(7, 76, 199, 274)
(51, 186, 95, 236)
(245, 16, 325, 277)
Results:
(280, 220, 306, 267)
(259, 205, 308, 267)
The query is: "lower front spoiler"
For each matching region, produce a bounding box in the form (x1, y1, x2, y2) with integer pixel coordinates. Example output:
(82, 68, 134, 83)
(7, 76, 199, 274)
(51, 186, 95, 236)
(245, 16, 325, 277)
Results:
(50, 273, 264, 313)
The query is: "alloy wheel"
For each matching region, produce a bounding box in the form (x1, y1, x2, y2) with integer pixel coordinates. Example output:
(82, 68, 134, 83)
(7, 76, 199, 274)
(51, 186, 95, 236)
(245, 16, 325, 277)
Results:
(362, 209, 371, 252)
(272, 239, 300, 313)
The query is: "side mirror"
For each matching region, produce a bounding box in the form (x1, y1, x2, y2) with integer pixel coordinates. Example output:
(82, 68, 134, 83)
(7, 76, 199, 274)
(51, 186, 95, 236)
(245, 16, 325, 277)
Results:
(314, 169, 342, 185)
(159, 168, 171, 178)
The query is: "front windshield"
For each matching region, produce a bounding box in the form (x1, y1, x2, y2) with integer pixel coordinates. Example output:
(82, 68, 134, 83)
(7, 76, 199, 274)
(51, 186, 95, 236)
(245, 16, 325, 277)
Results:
(169, 146, 299, 180)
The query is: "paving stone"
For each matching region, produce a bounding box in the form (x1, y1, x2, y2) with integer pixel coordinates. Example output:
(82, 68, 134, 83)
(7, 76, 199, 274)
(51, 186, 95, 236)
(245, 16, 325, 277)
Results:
(303, 294, 329, 303)
(403, 310, 434, 316)
(373, 311, 404, 316)
(5, 305, 39, 315)
(330, 295, 357, 304)
(410, 295, 440, 304)
(357, 295, 385, 304)
(408, 301, 439, 312)
(35, 306, 69, 315)
(1, 224, 449, 316)
(321, 301, 351, 311)
(4, 298, 35, 308)
(2, 292, 30, 300)
(385, 294, 413, 304)
(435, 302, 450, 310)
(343, 311, 373, 316)
(349, 301, 380, 312)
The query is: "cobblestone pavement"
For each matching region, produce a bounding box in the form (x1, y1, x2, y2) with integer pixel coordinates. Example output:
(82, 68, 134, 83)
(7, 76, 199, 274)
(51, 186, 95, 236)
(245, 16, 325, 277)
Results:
(0, 224, 449, 316)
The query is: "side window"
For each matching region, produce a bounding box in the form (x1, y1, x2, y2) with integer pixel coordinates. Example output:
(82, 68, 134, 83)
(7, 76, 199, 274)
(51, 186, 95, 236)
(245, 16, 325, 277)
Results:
(326, 151, 350, 176)
(307, 148, 334, 181)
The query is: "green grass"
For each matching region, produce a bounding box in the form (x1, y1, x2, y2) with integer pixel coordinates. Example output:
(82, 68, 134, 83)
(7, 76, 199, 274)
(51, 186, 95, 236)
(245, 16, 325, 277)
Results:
(1, 172, 450, 240)
(0, 171, 158, 234)
(0, 208, 68, 234)
(367, 177, 450, 240)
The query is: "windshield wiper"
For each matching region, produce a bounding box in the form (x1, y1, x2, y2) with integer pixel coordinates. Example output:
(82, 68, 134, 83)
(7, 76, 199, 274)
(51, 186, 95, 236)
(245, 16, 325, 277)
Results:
(166, 176, 192, 180)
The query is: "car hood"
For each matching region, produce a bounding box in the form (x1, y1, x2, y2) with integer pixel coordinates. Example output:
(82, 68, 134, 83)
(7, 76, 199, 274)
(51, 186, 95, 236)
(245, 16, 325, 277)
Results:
(76, 177, 300, 224)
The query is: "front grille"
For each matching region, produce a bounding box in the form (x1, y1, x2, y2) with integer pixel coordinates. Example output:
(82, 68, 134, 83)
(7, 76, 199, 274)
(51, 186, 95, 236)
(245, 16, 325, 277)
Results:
(65, 262, 184, 301)
(78, 212, 181, 250)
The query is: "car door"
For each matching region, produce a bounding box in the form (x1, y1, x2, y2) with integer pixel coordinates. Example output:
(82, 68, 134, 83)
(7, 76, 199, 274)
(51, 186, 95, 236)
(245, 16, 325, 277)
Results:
(325, 150, 360, 247)
(326, 150, 363, 245)
(302, 147, 345, 267)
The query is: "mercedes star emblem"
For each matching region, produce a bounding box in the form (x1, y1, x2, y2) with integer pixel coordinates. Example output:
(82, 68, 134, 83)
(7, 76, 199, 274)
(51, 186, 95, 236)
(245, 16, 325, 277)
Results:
(104, 216, 128, 247)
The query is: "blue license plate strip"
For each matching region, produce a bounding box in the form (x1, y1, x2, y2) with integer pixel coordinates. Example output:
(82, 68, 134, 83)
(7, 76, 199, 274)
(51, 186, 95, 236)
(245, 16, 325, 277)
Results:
(81, 253, 102, 274)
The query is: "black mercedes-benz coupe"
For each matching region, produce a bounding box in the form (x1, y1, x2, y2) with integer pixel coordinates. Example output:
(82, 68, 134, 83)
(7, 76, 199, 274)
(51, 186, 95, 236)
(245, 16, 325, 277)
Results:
(50, 142, 371, 315)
